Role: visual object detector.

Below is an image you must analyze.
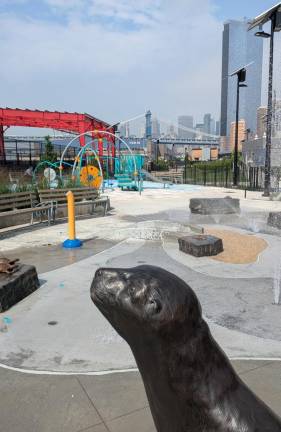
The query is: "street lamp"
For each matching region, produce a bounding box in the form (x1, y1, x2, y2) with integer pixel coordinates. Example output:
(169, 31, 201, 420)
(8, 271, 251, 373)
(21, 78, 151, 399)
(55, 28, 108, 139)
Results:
(249, 3, 281, 196)
(156, 139, 159, 164)
(230, 66, 248, 186)
(184, 147, 187, 184)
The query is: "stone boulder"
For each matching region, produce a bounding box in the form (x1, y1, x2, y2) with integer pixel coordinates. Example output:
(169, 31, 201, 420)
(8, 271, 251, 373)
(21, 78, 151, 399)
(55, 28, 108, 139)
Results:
(189, 197, 240, 215)
(178, 235, 223, 257)
(267, 212, 281, 230)
(0, 265, 40, 312)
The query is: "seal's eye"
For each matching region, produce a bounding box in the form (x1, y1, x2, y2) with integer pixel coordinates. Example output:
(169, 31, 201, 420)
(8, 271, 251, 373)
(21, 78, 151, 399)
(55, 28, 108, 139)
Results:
(127, 285, 135, 298)
(145, 298, 162, 315)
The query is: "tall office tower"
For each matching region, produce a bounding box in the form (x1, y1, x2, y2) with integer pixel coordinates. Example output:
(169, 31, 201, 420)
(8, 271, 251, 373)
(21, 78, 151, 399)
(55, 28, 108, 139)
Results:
(216, 120, 221, 136)
(210, 118, 216, 135)
(229, 119, 246, 152)
(151, 117, 161, 139)
(220, 19, 263, 139)
(203, 114, 212, 135)
(178, 116, 194, 139)
(145, 110, 152, 138)
(119, 124, 126, 137)
(272, 94, 281, 137)
(125, 123, 130, 138)
(257, 106, 267, 138)
(168, 124, 177, 139)
(195, 123, 205, 139)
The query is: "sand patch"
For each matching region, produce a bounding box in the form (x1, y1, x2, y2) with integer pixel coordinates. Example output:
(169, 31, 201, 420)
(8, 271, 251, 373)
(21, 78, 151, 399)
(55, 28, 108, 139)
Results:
(205, 229, 268, 264)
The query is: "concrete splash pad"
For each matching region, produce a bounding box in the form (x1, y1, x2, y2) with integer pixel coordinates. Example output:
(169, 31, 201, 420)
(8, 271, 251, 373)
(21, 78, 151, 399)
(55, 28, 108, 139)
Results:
(101, 220, 195, 241)
(0, 238, 281, 374)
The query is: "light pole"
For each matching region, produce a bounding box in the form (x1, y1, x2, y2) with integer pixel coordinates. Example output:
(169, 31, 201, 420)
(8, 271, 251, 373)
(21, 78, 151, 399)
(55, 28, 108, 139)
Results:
(184, 147, 187, 184)
(249, 4, 281, 196)
(156, 139, 159, 164)
(256, 23, 274, 196)
(230, 67, 247, 186)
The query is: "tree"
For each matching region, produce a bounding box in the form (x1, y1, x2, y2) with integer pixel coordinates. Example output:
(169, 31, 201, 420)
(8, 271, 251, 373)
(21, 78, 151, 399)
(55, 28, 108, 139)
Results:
(41, 135, 57, 163)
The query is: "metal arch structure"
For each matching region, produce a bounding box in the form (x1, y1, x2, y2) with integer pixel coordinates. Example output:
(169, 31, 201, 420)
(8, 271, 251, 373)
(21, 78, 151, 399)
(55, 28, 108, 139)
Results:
(59, 130, 138, 175)
(0, 107, 116, 162)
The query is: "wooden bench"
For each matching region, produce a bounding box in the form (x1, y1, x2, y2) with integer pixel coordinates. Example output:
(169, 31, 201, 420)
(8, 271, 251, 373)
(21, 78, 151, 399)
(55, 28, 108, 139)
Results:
(38, 188, 110, 219)
(0, 191, 55, 228)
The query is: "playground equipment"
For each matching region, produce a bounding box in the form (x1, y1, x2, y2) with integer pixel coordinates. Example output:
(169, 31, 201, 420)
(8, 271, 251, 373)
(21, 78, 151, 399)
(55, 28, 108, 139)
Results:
(60, 130, 143, 191)
(32, 130, 144, 192)
(79, 166, 101, 189)
(62, 191, 82, 249)
(71, 142, 103, 189)
(32, 160, 72, 187)
(32, 143, 104, 190)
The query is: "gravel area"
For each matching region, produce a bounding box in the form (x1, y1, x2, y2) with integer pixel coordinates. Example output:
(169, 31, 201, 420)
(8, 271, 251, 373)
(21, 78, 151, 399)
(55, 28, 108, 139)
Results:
(206, 229, 268, 264)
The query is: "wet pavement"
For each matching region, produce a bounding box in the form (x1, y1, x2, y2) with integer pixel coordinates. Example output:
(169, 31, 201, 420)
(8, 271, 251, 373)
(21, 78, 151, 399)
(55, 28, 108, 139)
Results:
(3, 238, 117, 273)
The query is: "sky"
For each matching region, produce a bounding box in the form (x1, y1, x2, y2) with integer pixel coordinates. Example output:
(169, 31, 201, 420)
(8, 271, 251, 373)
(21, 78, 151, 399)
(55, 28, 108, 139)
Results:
(0, 0, 278, 135)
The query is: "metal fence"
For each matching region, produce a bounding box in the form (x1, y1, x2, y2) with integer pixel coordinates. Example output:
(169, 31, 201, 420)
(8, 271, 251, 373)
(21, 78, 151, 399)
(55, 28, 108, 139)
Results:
(0, 141, 77, 167)
(183, 164, 266, 191)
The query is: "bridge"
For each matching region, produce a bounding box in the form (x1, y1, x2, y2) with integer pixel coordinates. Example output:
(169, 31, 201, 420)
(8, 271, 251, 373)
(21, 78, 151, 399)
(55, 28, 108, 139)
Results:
(153, 138, 220, 146)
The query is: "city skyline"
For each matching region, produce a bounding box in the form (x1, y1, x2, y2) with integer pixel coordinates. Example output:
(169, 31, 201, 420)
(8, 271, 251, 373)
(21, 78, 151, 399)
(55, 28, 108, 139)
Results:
(0, 1, 277, 136)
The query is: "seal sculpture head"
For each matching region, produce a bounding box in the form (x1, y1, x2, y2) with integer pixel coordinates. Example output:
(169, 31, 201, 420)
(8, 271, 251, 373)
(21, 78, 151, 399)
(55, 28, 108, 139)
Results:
(91, 265, 281, 432)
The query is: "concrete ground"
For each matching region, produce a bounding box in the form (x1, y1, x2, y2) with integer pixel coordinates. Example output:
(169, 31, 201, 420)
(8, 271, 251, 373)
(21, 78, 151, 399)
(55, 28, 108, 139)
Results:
(0, 185, 281, 428)
(0, 361, 280, 432)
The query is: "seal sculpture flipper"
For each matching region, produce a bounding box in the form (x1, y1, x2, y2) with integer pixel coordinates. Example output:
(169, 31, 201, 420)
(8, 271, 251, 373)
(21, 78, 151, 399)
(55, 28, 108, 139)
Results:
(91, 265, 281, 432)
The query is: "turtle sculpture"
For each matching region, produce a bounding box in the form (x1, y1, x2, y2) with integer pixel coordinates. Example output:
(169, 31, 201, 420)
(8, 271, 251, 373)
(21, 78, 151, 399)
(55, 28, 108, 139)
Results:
(0, 258, 20, 274)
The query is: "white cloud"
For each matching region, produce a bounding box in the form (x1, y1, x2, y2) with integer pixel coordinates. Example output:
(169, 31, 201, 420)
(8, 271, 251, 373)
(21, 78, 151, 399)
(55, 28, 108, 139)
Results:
(0, 0, 222, 130)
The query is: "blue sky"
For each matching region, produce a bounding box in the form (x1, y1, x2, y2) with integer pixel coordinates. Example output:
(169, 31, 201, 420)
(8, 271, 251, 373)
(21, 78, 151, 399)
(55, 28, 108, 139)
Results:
(0, 0, 277, 24)
(0, 0, 278, 133)
(214, 0, 278, 21)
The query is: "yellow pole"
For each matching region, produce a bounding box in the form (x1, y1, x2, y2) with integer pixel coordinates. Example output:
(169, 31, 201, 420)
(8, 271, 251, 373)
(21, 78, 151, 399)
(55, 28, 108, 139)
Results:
(67, 191, 75, 240)
(63, 191, 82, 248)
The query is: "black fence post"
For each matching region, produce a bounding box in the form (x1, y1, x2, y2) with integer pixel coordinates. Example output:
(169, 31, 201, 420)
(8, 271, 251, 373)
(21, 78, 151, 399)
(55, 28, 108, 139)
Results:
(16, 141, 19, 165)
(204, 166, 207, 186)
(29, 142, 32, 164)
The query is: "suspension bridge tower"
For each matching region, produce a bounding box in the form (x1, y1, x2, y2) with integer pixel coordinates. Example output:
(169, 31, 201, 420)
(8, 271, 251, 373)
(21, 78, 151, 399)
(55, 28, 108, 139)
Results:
(145, 110, 154, 159)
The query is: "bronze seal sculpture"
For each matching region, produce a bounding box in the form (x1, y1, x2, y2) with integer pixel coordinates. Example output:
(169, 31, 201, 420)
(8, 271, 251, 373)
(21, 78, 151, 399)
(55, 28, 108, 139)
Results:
(91, 265, 281, 432)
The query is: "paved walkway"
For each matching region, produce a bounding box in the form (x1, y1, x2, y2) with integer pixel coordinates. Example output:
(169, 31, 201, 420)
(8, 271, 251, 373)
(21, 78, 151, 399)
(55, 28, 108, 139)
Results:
(0, 360, 280, 432)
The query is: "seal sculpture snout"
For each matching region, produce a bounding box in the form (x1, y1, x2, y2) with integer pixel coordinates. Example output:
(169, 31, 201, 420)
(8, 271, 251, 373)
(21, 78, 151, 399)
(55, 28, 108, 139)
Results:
(91, 267, 128, 306)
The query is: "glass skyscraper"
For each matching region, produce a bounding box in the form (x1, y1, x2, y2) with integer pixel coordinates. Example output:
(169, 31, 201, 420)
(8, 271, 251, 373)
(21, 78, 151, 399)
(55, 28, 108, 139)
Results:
(220, 19, 263, 138)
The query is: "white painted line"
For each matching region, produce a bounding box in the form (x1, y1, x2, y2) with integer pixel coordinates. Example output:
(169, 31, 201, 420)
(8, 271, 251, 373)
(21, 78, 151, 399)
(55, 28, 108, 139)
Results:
(0, 363, 138, 376)
(0, 357, 280, 376)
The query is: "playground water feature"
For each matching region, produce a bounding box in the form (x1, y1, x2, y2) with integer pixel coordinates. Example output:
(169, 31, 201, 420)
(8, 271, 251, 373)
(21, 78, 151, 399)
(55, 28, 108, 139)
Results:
(103, 179, 203, 191)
